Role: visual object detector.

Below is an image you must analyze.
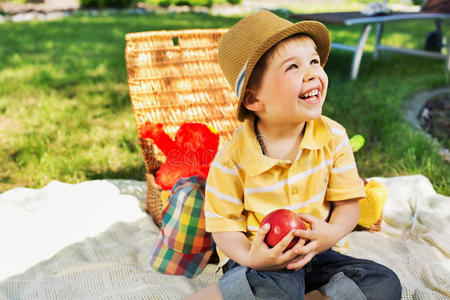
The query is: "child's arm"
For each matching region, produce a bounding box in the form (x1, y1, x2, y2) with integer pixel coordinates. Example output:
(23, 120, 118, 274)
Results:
(212, 225, 305, 271)
(286, 198, 361, 270)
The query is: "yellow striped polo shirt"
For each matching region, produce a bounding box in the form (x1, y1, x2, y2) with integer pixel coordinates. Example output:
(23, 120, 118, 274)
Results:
(205, 114, 366, 266)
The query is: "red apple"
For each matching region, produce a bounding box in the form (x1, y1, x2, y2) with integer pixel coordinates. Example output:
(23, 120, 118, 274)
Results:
(260, 209, 307, 250)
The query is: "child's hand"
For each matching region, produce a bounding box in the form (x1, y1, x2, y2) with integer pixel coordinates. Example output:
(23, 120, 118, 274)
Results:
(245, 223, 305, 271)
(286, 214, 342, 270)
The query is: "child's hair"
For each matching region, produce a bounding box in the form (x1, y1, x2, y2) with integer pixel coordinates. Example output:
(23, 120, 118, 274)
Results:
(247, 33, 315, 90)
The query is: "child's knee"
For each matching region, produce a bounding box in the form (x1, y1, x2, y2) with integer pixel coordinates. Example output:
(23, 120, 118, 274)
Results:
(383, 269, 402, 299)
(364, 267, 402, 300)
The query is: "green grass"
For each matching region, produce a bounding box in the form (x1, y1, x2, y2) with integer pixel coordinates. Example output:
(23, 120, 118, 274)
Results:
(0, 11, 448, 195)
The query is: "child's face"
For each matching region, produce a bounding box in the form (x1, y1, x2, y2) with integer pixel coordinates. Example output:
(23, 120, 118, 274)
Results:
(253, 36, 328, 124)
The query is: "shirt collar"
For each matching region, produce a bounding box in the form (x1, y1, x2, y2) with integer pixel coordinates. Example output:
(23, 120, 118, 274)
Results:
(240, 115, 278, 177)
(300, 116, 332, 150)
(240, 115, 332, 177)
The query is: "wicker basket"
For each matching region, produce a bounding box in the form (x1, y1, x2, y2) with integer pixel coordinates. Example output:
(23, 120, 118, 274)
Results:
(125, 29, 240, 227)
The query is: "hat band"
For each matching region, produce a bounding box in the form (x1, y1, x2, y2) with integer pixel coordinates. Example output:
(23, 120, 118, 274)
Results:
(235, 59, 248, 99)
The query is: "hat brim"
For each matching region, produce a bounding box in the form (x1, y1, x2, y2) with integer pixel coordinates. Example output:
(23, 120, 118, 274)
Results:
(150, 234, 212, 278)
(237, 20, 330, 122)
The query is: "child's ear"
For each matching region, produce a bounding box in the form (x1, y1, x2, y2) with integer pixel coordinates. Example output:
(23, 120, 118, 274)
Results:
(242, 88, 264, 112)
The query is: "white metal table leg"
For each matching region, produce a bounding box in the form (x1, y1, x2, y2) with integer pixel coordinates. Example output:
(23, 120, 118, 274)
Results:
(351, 24, 372, 80)
(446, 45, 450, 71)
(374, 22, 383, 59)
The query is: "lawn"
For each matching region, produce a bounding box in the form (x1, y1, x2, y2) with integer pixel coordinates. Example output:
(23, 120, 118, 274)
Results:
(0, 9, 448, 195)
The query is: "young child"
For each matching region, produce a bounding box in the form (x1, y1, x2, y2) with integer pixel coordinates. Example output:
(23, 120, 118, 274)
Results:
(186, 10, 401, 300)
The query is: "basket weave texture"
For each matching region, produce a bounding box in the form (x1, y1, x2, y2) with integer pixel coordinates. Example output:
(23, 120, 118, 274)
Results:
(125, 29, 240, 227)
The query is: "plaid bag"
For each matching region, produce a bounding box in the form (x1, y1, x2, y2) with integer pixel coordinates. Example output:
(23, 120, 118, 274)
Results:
(150, 175, 214, 278)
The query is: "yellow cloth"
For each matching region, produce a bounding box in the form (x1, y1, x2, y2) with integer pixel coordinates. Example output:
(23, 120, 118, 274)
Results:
(161, 190, 171, 206)
(205, 114, 366, 266)
(358, 180, 388, 228)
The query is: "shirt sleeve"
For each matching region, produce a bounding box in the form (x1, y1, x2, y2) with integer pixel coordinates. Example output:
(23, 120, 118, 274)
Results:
(204, 145, 246, 233)
(326, 130, 366, 201)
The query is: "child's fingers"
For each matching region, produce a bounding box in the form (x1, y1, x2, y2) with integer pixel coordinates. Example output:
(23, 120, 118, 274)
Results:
(294, 236, 306, 247)
(293, 228, 314, 240)
(273, 229, 296, 253)
(285, 254, 305, 269)
(279, 237, 303, 261)
(286, 252, 315, 270)
(298, 213, 320, 227)
(292, 240, 316, 256)
(254, 223, 270, 246)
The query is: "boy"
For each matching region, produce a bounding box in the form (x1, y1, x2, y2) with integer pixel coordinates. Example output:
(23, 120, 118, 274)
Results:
(187, 10, 401, 300)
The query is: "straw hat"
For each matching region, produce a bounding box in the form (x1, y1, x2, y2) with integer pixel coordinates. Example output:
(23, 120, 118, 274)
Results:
(218, 10, 331, 122)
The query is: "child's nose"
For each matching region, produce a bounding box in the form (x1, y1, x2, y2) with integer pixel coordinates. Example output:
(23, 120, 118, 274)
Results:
(303, 67, 317, 81)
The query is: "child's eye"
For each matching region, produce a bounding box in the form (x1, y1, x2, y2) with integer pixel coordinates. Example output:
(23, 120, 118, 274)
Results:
(286, 64, 298, 71)
(311, 59, 320, 65)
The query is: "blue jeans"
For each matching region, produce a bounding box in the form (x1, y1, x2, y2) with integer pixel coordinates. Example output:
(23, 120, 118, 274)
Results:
(218, 249, 402, 300)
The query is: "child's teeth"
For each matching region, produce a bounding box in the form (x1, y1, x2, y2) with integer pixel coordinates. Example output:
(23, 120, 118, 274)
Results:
(302, 89, 319, 98)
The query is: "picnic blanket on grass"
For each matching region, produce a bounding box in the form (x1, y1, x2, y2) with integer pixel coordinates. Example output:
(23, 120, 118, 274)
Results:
(0, 175, 448, 299)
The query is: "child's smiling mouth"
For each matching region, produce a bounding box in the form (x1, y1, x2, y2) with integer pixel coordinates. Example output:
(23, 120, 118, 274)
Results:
(299, 88, 321, 104)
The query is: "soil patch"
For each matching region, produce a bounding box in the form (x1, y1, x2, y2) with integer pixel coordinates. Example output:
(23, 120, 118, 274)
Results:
(404, 87, 450, 162)
(418, 92, 449, 150)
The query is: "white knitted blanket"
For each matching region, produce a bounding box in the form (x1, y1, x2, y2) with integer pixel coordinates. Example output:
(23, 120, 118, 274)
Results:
(0, 175, 448, 299)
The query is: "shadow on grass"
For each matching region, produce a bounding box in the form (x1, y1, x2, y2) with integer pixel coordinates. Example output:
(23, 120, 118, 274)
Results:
(84, 163, 147, 181)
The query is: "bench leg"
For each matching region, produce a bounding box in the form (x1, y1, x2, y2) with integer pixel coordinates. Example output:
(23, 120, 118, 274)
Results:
(446, 43, 450, 71)
(441, 20, 450, 72)
(374, 22, 383, 59)
(351, 24, 372, 80)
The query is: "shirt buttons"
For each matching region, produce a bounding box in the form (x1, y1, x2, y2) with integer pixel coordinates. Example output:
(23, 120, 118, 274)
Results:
(292, 187, 298, 195)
